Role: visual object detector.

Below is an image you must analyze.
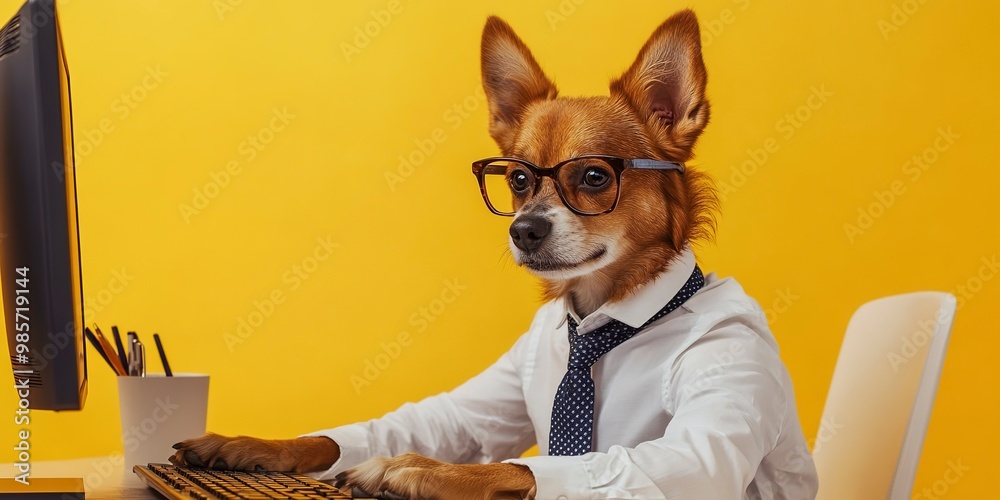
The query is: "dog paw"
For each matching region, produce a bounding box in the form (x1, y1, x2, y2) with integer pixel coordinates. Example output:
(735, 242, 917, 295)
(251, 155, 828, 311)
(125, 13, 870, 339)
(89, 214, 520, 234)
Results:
(333, 453, 440, 497)
(168, 433, 302, 472)
(334, 453, 535, 500)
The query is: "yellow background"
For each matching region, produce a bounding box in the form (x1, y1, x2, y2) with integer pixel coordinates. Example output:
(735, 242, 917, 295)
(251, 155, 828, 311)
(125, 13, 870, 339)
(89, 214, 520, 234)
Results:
(1, 0, 998, 497)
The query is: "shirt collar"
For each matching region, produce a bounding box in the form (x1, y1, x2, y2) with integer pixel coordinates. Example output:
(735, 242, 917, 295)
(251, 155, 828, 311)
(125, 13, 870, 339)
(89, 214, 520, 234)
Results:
(556, 248, 697, 330)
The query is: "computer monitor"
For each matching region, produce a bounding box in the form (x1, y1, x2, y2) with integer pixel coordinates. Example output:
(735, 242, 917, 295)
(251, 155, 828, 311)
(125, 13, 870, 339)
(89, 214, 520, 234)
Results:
(0, 0, 86, 411)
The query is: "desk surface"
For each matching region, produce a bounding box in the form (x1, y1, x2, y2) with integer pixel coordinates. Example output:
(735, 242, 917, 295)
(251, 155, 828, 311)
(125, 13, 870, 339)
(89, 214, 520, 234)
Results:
(2, 456, 158, 499)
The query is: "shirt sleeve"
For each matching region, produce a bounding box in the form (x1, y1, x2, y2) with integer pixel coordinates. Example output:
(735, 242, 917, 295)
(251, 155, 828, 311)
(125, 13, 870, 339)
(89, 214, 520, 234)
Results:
(507, 325, 789, 499)
(303, 331, 537, 481)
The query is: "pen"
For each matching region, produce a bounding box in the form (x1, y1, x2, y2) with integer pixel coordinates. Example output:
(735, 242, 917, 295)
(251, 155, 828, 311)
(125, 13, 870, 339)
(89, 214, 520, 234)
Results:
(126, 331, 137, 374)
(127, 332, 146, 377)
(137, 341, 146, 377)
(127, 333, 139, 376)
(153, 333, 173, 377)
(111, 326, 128, 371)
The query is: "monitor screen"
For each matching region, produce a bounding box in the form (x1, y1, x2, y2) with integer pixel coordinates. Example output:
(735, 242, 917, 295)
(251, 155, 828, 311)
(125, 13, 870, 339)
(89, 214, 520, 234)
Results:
(0, 0, 87, 411)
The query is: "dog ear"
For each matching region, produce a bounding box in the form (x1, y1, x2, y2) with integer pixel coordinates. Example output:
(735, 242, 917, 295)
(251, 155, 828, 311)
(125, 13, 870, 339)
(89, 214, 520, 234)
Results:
(610, 10, 709, 159)
(481, 16, 558, 152)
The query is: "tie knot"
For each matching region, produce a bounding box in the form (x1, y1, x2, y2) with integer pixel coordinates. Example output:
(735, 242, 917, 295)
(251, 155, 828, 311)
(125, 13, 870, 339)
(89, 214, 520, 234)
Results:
(566, 316, 638, 369)
(562, 265, 705, 370)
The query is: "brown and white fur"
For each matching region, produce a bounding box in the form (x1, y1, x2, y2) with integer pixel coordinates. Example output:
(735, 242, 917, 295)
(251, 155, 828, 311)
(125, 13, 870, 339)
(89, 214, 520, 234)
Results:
(171, 9, 716, 499)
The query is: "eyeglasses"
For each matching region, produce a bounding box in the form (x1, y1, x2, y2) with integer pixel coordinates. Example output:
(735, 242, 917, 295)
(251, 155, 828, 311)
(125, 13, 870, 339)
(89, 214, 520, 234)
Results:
(471, 155, 686, 216)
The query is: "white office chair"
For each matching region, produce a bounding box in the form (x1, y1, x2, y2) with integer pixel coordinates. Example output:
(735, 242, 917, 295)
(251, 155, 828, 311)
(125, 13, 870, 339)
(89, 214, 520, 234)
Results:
(813, 292, 956, 500)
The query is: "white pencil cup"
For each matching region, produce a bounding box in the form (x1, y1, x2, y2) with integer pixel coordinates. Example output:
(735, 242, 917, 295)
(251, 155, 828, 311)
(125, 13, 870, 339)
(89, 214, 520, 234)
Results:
(117, 373, 210, 472)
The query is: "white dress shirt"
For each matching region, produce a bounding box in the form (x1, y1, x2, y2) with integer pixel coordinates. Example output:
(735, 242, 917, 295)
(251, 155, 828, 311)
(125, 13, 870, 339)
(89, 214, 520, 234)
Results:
(305, 250, 819, 499)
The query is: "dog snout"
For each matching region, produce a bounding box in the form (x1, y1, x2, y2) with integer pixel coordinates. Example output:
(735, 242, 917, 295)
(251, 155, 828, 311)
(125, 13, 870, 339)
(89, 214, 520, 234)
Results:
(509, 215, 551, 252)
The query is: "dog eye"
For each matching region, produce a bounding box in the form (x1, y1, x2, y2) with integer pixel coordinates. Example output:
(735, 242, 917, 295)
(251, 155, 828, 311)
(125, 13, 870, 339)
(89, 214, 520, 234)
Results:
(509, 170, 531, 192)
(583, 167, 610, 188)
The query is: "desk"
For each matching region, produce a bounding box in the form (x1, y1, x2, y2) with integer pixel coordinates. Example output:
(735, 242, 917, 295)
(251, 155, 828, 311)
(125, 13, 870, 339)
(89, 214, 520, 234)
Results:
(2, 456, 158, 499)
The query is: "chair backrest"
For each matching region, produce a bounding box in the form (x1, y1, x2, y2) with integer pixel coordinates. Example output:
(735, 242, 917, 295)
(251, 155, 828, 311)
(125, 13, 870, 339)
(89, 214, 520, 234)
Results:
(813, 292, 956, 500)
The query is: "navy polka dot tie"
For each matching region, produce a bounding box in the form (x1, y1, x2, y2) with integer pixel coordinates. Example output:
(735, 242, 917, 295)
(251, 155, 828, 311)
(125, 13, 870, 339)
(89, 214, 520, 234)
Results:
(547, 265, 705, 456)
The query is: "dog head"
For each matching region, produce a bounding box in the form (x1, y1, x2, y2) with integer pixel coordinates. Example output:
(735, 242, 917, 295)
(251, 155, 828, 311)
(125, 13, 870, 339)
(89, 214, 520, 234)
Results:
(480, 10, 717, 312)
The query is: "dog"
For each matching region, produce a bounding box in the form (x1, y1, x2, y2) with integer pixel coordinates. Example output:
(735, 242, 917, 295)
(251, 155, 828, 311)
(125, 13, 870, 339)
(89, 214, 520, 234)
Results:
(171, 10, 818, 499)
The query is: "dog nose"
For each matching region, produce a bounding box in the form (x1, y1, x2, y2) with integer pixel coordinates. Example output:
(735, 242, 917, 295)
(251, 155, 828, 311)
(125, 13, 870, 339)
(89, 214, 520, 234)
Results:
(509, 215, 551, 252)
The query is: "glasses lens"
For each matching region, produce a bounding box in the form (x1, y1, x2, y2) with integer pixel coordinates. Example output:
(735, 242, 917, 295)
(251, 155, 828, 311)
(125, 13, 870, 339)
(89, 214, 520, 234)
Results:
(482, 161, 534, 214)
(556, 158, 619, 214)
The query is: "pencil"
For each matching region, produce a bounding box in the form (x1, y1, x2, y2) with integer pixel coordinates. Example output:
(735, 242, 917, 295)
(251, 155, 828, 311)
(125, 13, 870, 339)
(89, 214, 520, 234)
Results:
(93, 324, 128, 375)
(153, 333, 173, 377)
(84, 327, 119, 375)
(111, 326, 128, 370)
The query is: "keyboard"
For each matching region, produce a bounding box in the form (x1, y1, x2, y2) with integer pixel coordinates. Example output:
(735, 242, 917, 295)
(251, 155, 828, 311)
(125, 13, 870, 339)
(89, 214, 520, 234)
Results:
(134, 463, 376, 499)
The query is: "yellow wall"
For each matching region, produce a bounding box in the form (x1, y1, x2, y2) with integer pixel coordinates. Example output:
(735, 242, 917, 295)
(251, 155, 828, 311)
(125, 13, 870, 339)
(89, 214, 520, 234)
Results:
(0, 0, 997, 496)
